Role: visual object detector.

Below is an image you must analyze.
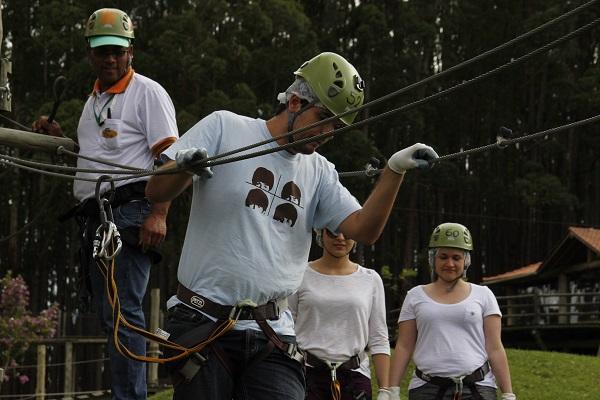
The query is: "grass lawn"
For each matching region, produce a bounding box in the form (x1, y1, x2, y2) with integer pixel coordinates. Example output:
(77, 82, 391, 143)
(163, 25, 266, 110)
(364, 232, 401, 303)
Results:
(149, 348, 600, 399)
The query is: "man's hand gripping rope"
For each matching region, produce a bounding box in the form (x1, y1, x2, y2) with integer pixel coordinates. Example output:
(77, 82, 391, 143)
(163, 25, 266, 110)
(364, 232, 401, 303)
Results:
(175, 147, 214, 178)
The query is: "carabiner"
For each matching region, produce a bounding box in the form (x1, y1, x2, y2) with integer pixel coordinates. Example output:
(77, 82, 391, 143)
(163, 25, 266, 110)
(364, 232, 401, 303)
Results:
(95, 175, 115, 210)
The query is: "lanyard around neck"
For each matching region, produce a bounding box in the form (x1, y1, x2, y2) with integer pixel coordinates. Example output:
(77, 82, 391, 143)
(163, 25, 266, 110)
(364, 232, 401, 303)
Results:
(93, 93, 116, 126)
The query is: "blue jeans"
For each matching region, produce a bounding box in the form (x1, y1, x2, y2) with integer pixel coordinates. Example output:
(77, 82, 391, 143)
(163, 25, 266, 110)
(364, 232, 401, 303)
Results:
(90, 200, 151, 400)
(165, 304, 306, 400)
(408, 382, 497, 400)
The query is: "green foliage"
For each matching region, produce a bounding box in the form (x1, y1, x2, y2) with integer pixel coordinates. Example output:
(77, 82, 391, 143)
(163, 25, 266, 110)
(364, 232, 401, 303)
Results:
(514, 162, 579, 209)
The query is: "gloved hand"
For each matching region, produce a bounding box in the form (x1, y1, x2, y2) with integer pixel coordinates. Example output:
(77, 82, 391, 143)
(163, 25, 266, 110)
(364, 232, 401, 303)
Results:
(377, 388, 391, 400)
(377, 386, 400, 400)
(175, 147, 214, 179)
(388, 143, 439, 174)
(501, 393, 516, 400)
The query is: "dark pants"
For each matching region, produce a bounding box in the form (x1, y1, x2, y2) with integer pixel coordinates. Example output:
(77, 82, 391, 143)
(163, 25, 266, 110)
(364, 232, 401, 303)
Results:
(408, 382, 497, 400)
(165, 304, 305, 400)
(306, 366, 372, 400)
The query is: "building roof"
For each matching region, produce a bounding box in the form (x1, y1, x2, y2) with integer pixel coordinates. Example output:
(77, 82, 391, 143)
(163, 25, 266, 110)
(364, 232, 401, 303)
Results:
(482, 226, 600, 286)
(569, 226, 600, 255)
(482, 262, 541, 285)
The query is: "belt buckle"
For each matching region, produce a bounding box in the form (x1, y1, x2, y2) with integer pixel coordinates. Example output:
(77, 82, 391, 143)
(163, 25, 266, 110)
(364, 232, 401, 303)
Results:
(267, 299, 280, 320)
(286, 343, 304, 363)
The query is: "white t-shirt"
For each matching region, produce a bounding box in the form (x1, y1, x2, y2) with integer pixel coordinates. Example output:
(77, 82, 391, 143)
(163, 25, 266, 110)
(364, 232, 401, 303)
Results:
(163, 110, 362, 335)
(289, 265, 390, 378)
(398, 283, 501, 390)
(74, 72, 178, 200)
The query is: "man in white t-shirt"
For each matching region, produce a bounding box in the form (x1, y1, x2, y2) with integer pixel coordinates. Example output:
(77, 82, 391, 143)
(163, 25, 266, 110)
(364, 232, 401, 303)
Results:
(386, 223, 516, 400)
(33, 8, 178, 400)
(146, 52, 437, 400)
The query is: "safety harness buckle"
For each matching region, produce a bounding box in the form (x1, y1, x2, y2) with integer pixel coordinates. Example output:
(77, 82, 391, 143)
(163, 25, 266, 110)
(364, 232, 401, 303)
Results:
(329, 363, 339, 382)
(285, 342, 304, 364)
(230, 298, 258, 320)
(179, 352, 208, 382)
(451, 376, 465, 400)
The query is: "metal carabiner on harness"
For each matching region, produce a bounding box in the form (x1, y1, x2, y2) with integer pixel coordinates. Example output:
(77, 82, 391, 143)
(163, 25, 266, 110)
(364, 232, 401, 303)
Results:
(229, 299, 258, 321)
(92, 176, 122, 260)
(98, 221, 122, 260)
(451, 375, 465, 400)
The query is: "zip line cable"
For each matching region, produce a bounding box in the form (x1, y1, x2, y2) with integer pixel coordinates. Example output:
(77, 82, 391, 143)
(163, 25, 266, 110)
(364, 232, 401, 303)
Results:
(160, 0, 600, 166)
(109, 14, 599, 181)
(30, 0, 598, 174)
(206, 17, 600, 167)
(1, 8, 598, 183)
(339, 113, 600, 177)
(3, 111, 599, 184)
(56, 146, 146, 170)
(0, 111, 32, 131)
(0, 153, 145, 174)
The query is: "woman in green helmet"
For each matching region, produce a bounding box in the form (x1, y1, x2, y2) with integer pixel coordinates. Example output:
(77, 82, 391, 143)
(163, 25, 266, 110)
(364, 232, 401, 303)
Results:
(383, 223, 516, 400)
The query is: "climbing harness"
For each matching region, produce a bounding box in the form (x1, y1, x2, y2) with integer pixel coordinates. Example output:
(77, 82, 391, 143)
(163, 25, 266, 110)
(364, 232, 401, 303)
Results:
(415, 361, 490, 400)
(305, 351, 363, 400)
(173, 283, 304, 381)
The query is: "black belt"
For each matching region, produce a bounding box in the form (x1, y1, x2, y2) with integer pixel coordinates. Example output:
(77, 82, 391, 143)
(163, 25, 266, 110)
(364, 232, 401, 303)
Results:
(59, 181, 148, 221)
(415, 361, 490, 386)
(176, 283, 284, 321)
(305, 351, 361, 371)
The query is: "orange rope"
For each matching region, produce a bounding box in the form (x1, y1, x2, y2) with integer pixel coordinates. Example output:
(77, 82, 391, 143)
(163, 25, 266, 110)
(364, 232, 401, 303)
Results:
(96, 239, 236, 364)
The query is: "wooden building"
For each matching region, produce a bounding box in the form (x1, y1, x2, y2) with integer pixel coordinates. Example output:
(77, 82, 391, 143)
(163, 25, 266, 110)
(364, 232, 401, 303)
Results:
(482, 226, 600, 355)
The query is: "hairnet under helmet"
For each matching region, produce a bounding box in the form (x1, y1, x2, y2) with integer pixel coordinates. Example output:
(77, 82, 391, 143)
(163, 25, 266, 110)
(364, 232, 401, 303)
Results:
(293, 52, 364, 125)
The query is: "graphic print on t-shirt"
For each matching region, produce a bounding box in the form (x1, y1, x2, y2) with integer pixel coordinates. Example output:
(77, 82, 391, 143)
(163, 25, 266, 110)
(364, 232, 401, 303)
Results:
(245, 167, 303, 227)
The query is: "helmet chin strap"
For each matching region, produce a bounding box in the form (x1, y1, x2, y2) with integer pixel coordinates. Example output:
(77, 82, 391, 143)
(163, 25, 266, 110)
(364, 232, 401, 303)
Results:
(286, 101, 315, 145)
(438, 266, 470, 292)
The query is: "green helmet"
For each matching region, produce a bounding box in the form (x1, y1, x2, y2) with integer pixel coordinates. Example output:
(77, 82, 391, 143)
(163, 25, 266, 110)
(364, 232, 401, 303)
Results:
(85, 8, 134, 48)
(428, 223, 473, 251)
(294, 52, 364, 126)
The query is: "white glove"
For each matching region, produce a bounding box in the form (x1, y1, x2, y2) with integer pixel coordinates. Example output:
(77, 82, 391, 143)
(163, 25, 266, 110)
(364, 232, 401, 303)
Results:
(175, 147, 213, 179)
(388, 143, 439, 174)
(501, 393, 516, 400)
(377, 386, 400, 400)
(377, 388, 391, 400)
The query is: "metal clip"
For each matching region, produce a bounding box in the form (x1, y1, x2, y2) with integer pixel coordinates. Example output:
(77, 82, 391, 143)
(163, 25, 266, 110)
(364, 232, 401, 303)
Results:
(286, 343, 304, 363)
(92, 225, 103, 259)
(364, 157, 381, 177)
(496, 126, 513, 149)
(229, 299, 258, 320)
(328, 362, 340, 382)
(451, 376, 464, 400)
